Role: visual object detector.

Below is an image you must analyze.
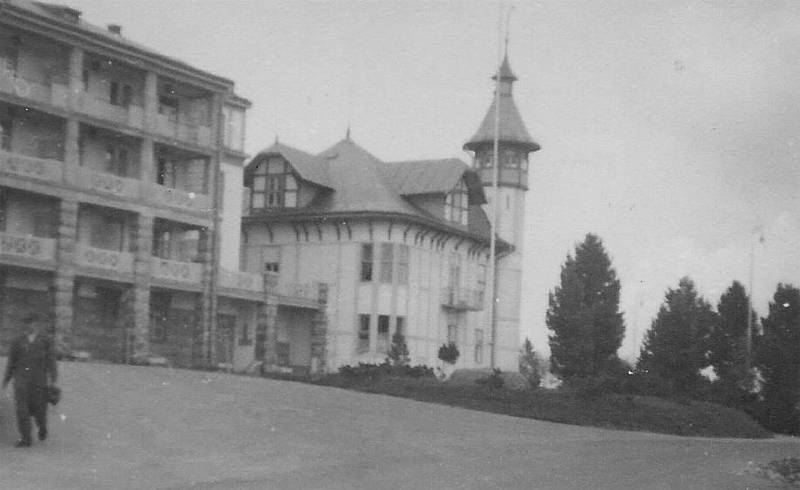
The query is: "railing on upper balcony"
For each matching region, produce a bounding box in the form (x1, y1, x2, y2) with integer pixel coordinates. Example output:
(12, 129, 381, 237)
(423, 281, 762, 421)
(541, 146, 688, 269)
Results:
(149, 184, 212, 214)
(65, 164, 142, 199)
(0, 149, 64, 184)
(74, 243, 134, 275)
(0, 231, 57, 264)
(441, 287, 485, 311)
(154, 113, 212, 147)
(150, 256, 203, 284)
(218, 268, 264, 294)
(0, 70, 68, 107)
(75, 94, 145, 130)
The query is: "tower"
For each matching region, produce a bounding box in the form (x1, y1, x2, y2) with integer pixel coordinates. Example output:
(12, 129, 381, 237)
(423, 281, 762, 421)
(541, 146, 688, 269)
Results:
(464, 55, 539, 369)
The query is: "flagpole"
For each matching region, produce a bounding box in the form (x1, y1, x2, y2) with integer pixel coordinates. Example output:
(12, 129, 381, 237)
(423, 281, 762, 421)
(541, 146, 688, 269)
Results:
(488, 6, 505, 368)
(745, 232, 755, 382)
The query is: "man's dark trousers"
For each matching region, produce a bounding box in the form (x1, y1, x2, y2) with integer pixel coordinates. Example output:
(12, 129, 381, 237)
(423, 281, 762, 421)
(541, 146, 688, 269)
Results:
(14, 383, 48, 443)
(4, 335, 57, 444)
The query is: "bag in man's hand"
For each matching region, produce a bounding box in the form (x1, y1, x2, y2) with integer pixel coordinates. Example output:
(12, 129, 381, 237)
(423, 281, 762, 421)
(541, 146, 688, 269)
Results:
(47, 385, 61, 406)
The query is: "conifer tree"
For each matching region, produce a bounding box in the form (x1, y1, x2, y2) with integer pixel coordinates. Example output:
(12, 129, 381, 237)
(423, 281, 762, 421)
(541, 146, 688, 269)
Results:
(387, 330, 410, 367)
(518, 337, 542, 388)
(755, 284, 800, 434)
(709, 281, 756, 395)
(547, 234, 625, 378)
(637, 277, 716, 392)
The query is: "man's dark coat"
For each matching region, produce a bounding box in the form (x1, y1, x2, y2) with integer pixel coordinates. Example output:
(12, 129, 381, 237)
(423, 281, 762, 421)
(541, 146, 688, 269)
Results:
(3, 334, 58, 443)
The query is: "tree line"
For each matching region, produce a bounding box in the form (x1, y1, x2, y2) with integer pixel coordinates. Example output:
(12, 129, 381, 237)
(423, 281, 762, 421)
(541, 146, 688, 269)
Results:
(541, 233, 800, 434)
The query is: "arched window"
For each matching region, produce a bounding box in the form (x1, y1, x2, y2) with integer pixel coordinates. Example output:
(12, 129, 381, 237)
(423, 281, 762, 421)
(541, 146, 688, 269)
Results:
(251, 157, 298, 210)
(444, 180, 469, 226)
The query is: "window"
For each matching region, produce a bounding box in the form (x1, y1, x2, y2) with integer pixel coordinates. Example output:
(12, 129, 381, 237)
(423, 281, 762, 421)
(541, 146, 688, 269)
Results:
(357, 314, 370, 353)
(122, 84, 132, 107)
(157, 158, 177, 187)
(250, 157, 297, 210)
(377, 315, 390, 353)
(0, 118, 10, 151)
(149, 293, 170, 343)
(397, 245, 409, 285)
(501, 149, 520, 168)
(447, 325, 458, 346)
(276, 342, 290, 366)
(396, 317, 405, 337)
(82, 69, 89, 91)
(380, 243, 393, 283)
(474, 329, 484, 364)
(239, 322, 251, 346)
(360, 244, 373, 282)
(477, 153, 491, 168)
(444, 180, 469, 226)
(264, 262, 279, 273)
(105, 145, 129, 176)
(109, 81, 119, 105)
(158, 95, 179, 121)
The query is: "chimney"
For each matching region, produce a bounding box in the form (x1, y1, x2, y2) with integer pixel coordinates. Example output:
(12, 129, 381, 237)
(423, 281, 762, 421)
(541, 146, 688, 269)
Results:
(107, 24, 122, 35)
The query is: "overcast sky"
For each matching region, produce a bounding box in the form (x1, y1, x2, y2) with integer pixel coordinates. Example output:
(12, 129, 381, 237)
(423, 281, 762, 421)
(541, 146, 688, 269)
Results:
(67, 0, 800, 360)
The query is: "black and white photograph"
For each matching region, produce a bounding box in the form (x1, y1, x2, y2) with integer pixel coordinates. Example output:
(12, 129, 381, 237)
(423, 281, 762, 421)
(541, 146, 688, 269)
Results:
(1, 1, 799, 488)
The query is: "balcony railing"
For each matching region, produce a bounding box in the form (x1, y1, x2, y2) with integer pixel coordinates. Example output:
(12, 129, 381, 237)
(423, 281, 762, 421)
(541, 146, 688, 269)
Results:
(0, 71, 68, 107)
(218, 268, 264, 294)
(151, 257, 203, 284)
(154, 114, 212, 147)
(75, 244, 134, 275)
(0, 231, 57, 264)
(149, 184, 212, 214)
(0, 150, 64, 184)
(441, 287, 484, 311)
(75, 94, 145, 129)
(65, 165, 141, 199)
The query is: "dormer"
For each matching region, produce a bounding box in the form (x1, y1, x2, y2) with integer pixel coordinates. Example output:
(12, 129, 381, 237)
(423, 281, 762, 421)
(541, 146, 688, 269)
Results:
(243, 142, 332, 214)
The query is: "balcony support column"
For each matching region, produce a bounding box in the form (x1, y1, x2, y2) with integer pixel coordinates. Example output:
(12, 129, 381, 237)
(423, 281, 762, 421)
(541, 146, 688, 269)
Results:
(198, 227, 216, 367)
(129, 213, 153, 360)
(310, 310, 328, 375)
(68, 46, 83, 110)
(140, 138, 154, 186)
(54, 199, 78, 356)
(143, 72, 158, 133)
(64, 118, 79, 167)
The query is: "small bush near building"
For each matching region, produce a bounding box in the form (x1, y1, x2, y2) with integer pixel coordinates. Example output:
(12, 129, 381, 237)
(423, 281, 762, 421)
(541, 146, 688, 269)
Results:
(438, 342, 459, 364)
(338, 362, 435, 380)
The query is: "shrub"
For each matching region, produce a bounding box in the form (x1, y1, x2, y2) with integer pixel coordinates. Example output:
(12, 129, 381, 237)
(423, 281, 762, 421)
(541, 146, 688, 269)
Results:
(386, 330, 410, 367)
(337, 361, 434, 379)
(476, 368, 505, 389)
(438, 342, 459, 364)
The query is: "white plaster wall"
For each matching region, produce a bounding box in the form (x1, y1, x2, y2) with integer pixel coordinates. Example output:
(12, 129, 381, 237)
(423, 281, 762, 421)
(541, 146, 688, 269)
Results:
(219, 158, 243, 270)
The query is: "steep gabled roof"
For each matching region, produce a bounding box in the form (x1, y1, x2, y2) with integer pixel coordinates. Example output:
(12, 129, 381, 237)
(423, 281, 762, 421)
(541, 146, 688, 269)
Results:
(381, 159, 486, 205)
(247, 142, 332, 189)
(310, 139, 421, 215)
(464, 95, 539, 152)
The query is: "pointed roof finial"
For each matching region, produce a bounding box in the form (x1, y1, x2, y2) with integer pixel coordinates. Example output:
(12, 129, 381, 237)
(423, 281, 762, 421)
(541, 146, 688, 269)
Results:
(346, 125, 351, 140)
(274, 134, 280, 145)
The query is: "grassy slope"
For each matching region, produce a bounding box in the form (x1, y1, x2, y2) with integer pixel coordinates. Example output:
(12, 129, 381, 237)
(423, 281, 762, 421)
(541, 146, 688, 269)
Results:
(315, 375, 772, 439)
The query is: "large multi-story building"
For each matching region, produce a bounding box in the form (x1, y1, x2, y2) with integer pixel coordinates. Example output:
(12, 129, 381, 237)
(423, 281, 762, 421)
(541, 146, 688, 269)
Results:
(0, 1, 272, 369)
(240, 55, 538, 372)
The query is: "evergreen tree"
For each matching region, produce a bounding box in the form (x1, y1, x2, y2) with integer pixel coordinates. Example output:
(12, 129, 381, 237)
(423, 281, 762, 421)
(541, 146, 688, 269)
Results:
(518, 337, 542, 388)
(637, 277, 716, 392)
(755, 284, 800, 434)
(709, 281, 756, 395)
(547, 234, 625, 378)
(387, 330, 410, 367)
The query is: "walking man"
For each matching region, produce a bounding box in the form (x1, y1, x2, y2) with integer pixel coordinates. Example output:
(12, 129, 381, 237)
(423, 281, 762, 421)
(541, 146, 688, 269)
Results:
(2, 313, 58, 447)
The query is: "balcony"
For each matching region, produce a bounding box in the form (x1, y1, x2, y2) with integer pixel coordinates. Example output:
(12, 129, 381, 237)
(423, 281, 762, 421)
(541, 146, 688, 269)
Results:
(218, 268, 264, 299)
(151, 257, 203, 287)
(154, 114, 212, 147)
(0, 150, 64, 184)
(0, 72, 68, 108)
(269, 279, 328, 309)
(75, 94, 145, 129)
(65, 165, 141, 200)
(0, 231, 57, 268)
(75, 244, 134, 276)
(441, 287, 484, 311)
(149, 184, 212, 214)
